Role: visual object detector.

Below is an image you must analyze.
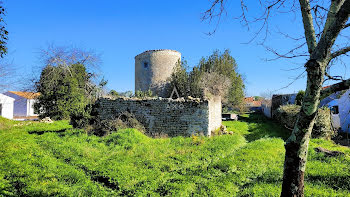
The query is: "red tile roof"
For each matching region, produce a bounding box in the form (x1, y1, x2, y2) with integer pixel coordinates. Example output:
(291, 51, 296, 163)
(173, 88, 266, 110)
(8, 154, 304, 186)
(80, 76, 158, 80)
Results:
(252, 101, 262, 107)
(244, 97, 254, 103)
(8, 91, 40, 99)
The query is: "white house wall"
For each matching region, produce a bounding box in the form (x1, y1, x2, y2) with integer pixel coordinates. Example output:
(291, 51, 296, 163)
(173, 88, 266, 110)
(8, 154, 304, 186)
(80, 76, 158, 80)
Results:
(0, 94, 15, 119)
(1, 102, 14, 119)
(27, 99, 37, 116)
(4, 92, 28, 117)
(338, 89, 350, 133)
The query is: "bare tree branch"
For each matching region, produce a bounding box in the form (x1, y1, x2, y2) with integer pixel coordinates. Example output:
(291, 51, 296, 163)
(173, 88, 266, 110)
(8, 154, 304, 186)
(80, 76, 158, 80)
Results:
(321, 78, 350, 98)
(273, 71, 306, 92)
(324, 71, 343, 81)
(330, 46, 350, 59)
(201, 0, 226, 35)
(322, 0, 345, 35)
(344, 23, 350, 29)
(311, 0, 350, 60)
(299, 0, 317, 54)
(263, 42, 309, 61)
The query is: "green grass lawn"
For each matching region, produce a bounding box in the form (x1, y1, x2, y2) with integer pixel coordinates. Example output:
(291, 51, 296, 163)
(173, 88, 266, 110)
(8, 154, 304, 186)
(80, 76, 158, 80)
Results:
(0, 114, 349, 196)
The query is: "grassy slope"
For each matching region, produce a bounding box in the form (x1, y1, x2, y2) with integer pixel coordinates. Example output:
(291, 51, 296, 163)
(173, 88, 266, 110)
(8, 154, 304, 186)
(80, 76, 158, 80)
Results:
(0, 115, 349, 196)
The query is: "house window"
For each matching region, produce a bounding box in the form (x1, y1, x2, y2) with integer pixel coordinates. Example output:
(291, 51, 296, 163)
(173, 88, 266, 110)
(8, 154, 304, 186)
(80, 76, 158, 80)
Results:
(331, 105, 339, 114)
(143, 62, 149, 68)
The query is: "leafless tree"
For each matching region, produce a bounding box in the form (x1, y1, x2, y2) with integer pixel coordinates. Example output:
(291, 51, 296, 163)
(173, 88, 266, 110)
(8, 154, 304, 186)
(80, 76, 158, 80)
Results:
(260, 89, 275, 99)
(0, 59, 15, 92)
(38, 44, 101, 74)
(203, 0, 350, 196)
(199, 71, 231, 101)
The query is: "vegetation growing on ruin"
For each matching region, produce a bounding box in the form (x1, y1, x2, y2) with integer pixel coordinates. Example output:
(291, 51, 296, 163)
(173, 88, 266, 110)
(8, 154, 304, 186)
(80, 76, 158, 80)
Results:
(168, 50, 245, 108)
(0, 114, 349, 196)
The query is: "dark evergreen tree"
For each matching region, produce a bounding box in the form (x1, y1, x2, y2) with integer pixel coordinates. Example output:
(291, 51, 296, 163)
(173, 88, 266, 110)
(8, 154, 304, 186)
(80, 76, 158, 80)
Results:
(35, 64, 91, 120)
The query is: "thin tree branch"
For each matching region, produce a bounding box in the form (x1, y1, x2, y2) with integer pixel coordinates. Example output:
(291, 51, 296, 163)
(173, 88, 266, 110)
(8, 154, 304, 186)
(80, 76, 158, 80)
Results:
(324, 72, 343, 81)
(311, 0, 350, 60)
(330, 46, 350, 59)
(273, 71, 306, 92)
(344, 23, 350, 29)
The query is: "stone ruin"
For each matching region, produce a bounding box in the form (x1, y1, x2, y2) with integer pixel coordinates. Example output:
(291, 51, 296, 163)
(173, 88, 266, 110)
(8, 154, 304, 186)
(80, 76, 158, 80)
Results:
(94, 96, 222, 137)
(94, 49, 222, 137)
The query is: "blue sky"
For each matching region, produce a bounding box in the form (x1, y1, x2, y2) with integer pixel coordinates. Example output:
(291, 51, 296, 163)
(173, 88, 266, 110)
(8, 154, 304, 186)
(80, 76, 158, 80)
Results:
(4, 0, 349, 96)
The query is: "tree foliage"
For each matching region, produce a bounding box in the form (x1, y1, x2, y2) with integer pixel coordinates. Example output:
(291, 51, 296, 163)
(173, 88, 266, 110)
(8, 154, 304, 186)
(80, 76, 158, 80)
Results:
(295, 90, 305, 106)
(168, 50, 245, 107)
(0, 4, 8, 58)
(0, 3, 11, 92)
(134, 89, 154, 99)
(108, 90, 119, 98)
(199, 50, 245, 106)
(35, 64, 92, 120)
(34, 45, 104, 123)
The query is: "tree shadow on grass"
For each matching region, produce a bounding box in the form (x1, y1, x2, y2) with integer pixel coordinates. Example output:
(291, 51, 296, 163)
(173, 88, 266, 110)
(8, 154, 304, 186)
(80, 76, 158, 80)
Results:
(305, 174, 350, 191)
(239, 113, 291, 142)
(28, 129, 68, 135)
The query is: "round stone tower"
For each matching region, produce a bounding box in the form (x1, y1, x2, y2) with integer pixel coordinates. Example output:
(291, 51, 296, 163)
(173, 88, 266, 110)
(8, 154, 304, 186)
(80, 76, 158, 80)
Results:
(135, 49, 181, 97)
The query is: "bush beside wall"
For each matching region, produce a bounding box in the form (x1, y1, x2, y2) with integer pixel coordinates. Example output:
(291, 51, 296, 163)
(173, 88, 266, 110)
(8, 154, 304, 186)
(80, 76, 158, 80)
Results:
(275, 104, 335, 139)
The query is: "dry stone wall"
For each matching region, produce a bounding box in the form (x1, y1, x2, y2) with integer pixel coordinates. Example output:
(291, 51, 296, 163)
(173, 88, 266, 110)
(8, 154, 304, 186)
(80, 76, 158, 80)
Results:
(95, 97, 221, 137)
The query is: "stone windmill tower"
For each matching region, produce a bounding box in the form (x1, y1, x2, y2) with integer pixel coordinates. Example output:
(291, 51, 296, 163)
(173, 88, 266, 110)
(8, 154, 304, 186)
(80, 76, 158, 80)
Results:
(135, 49, 181, 97)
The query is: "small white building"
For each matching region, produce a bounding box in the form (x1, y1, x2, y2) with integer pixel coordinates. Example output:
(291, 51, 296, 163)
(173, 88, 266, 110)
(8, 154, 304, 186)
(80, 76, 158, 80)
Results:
(0, 93, 15, 119)
(3, 91, 40, 119)
(320, 89, 350, 133)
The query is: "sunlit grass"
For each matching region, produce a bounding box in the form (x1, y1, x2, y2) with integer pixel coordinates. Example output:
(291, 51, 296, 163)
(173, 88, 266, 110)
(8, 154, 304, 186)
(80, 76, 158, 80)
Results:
(0, 114, 349, 196)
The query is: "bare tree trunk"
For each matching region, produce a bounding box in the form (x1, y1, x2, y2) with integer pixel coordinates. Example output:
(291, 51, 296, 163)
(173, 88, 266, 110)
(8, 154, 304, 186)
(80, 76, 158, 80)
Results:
(281, 0, 350, 195)
(202, 0, 350, 195)
(281, 60, 325, 196)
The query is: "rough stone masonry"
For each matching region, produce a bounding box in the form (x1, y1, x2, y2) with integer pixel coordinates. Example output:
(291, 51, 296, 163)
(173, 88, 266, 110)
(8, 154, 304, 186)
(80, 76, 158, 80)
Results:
(95, 96, 222, 137)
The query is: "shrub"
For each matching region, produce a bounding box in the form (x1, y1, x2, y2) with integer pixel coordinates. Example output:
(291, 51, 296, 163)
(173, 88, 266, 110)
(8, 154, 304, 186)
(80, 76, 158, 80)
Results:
(70, 104, 93, 129)
(134, 89, 154, 98)
(295, 90, 305, 105)
(275, 104, 335, 139)
(90, 112, 145, 136)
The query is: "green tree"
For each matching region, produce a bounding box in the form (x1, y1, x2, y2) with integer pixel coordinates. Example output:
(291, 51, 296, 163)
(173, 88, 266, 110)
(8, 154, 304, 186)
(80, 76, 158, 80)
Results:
(188, 66, 203, 98)
(168, 50, 244, 106)
(134, 89, 154, 98)
(199, 50, 245, 106)
(35, 64, 91, 120)
(0, 4, 8, 58)
(109, 90, 119, 98)
(168, 60, 191, 97)
(295, 90, 305, 106)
